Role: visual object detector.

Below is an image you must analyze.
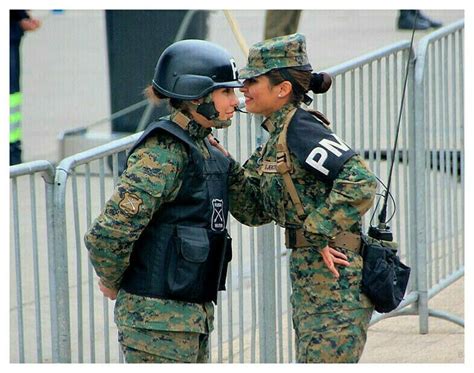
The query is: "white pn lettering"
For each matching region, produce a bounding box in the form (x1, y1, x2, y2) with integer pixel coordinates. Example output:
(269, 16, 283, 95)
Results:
(306, 148, 330, 175)
(305, 134, 349, 175)
(319, 134, 350, 156)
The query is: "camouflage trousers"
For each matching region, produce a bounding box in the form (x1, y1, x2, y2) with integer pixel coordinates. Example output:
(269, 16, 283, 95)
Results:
(289, 246, 374, 363)
(118, 325, 209, 363)
(264, 10, 302, 39)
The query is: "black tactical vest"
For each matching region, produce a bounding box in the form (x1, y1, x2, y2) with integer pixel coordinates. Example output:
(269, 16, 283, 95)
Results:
(120, 119, 232, 304)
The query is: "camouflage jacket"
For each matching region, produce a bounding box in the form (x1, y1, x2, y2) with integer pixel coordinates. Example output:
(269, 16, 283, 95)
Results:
(84, 111, 217, 334)
(229, 103, 377, 249)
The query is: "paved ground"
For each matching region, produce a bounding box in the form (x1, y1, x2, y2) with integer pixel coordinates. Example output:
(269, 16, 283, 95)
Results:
(11, 9, 465, 364)
(360, 277, 464, 363)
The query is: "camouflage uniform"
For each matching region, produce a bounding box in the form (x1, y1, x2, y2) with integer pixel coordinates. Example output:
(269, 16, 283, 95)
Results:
(84, 110, 216, 363)
(231, 34, 377, 363)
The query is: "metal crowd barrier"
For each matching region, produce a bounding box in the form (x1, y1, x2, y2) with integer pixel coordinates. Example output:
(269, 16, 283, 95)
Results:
(10, 20, 464, 363)
(413, 19, 465, 333)
(10, 161, 56, 363)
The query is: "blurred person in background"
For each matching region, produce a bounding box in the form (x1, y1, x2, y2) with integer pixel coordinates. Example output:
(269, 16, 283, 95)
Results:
(397, 10, 443, 30)
(264, 10, 302, 39)
(10, 10, 41, 165)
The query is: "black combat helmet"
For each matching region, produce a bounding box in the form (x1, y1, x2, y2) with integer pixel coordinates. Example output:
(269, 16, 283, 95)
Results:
(152, 39, 243, 100)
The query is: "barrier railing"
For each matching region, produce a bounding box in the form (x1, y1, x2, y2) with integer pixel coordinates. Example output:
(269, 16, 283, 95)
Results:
(10, 21, 464, 362)
(10, 161, 56, 362)
(413, 19, 464, 333)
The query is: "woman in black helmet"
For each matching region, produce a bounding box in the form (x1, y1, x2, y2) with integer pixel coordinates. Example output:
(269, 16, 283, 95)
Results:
(84, 39, 242, 363)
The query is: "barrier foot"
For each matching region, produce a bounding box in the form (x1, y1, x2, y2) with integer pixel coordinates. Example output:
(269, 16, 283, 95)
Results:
(428, 309, 464, 328)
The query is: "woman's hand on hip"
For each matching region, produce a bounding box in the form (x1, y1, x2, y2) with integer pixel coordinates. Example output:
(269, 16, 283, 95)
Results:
(320, 245, 350, 279)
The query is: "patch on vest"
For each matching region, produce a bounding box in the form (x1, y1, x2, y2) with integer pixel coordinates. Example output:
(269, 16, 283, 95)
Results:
(119, 192, 143, 216)
(211, 199, 225, 231)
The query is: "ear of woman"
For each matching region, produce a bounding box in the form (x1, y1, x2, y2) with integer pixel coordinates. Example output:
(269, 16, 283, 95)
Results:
(278, 81, 292, 98)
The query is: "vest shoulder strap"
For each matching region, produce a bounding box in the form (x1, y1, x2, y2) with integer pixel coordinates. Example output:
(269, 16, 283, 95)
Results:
(276, 108, 306, 219)
(127, 119, 200, 161)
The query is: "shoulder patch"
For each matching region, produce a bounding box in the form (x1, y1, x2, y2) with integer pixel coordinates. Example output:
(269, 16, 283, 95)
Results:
(287, 109, 356, 183)
(119, 192, 143, 216)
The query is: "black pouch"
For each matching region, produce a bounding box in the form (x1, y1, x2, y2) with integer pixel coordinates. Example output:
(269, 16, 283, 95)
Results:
(165, 226, 210, 302)
(360, 235, 411, 313)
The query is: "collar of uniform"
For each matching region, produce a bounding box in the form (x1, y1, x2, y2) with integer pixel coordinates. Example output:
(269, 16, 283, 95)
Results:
(262, 103, 298, 134)
(188, 119, 212, 140)
(171, 109, 211, 140)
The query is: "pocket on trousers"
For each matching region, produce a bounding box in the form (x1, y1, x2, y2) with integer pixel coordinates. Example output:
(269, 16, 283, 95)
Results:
(166, 226, 210, 302)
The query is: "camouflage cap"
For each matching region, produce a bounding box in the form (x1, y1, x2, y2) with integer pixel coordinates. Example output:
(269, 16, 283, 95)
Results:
(239, 33, 312, 79)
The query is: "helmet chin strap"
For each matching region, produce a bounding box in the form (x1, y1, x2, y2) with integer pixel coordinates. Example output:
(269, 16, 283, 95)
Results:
(196, 93, 232, 129)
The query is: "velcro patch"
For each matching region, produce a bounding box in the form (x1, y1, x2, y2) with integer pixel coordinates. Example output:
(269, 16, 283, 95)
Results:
(119, 192, 143, 216)
(261, 160, 278, 173)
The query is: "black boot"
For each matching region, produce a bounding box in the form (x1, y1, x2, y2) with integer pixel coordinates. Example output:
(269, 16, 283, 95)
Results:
(415, 10, 443, 28)
(397, 10, 430, 30)
(10, 141, 22, 165)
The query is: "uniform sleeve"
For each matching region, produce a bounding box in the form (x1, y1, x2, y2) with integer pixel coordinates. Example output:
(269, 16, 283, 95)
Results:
(228, 153, 273, 227)
(302, 155, 377, 245)
(84, 136, 187, 290)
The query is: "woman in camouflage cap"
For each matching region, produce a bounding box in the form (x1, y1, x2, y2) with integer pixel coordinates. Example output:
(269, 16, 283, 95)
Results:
(85, 39, 244, 363)
(230, 33, 377, 363)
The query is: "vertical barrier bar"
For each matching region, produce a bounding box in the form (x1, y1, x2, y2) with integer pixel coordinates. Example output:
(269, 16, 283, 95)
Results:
(368, 62, 374, 170)
(392, 53, 401, 245)
(286, 248, 293, 362)
(350, 70, 356, 148)
(43, 167, 60, 363)
(11, 177, 25, 363)
(257, 224, 276, 363)
(385, 57, 392, 188)
(235, 115, 245, 363)
(247, 114, 257, 363)
(451, 31, 459, 271)
(443, 36, 453, 276)
(84, 164, 96, 362)
(459, 28, 464, 267)
(438, 39, 447, 280)
(71, 173, 84, 362)
(331, 78, 337, 132)
(376, 59, 382, 178)
(98, 158, 111, 363)
(424, 50, 433, 286)
(53, 169, 72, 362)
(250, 227, 257, 363)
(341, 73, 346, 138)
(432, 41, 440, 285)
(29, 174, 43, 362)
(275, 230, 283, 362)
(217, 291, 223, 362)
(358, 67, 365, 155)
(401, 49, 410, 266)
(223, 129, 234, 362)
(414, 38, 429, 334)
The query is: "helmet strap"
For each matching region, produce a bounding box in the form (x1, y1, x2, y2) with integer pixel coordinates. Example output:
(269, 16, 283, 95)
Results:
(197, 93, 232, 129)
(196, 102, 219, 120)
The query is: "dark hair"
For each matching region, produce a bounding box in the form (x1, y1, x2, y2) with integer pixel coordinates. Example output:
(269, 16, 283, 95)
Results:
(144, 85, 190, 112)
(266, 69, 326, 104)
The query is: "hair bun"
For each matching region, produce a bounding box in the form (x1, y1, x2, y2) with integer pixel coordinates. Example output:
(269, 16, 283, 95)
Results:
(310, 72, 332, 94)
